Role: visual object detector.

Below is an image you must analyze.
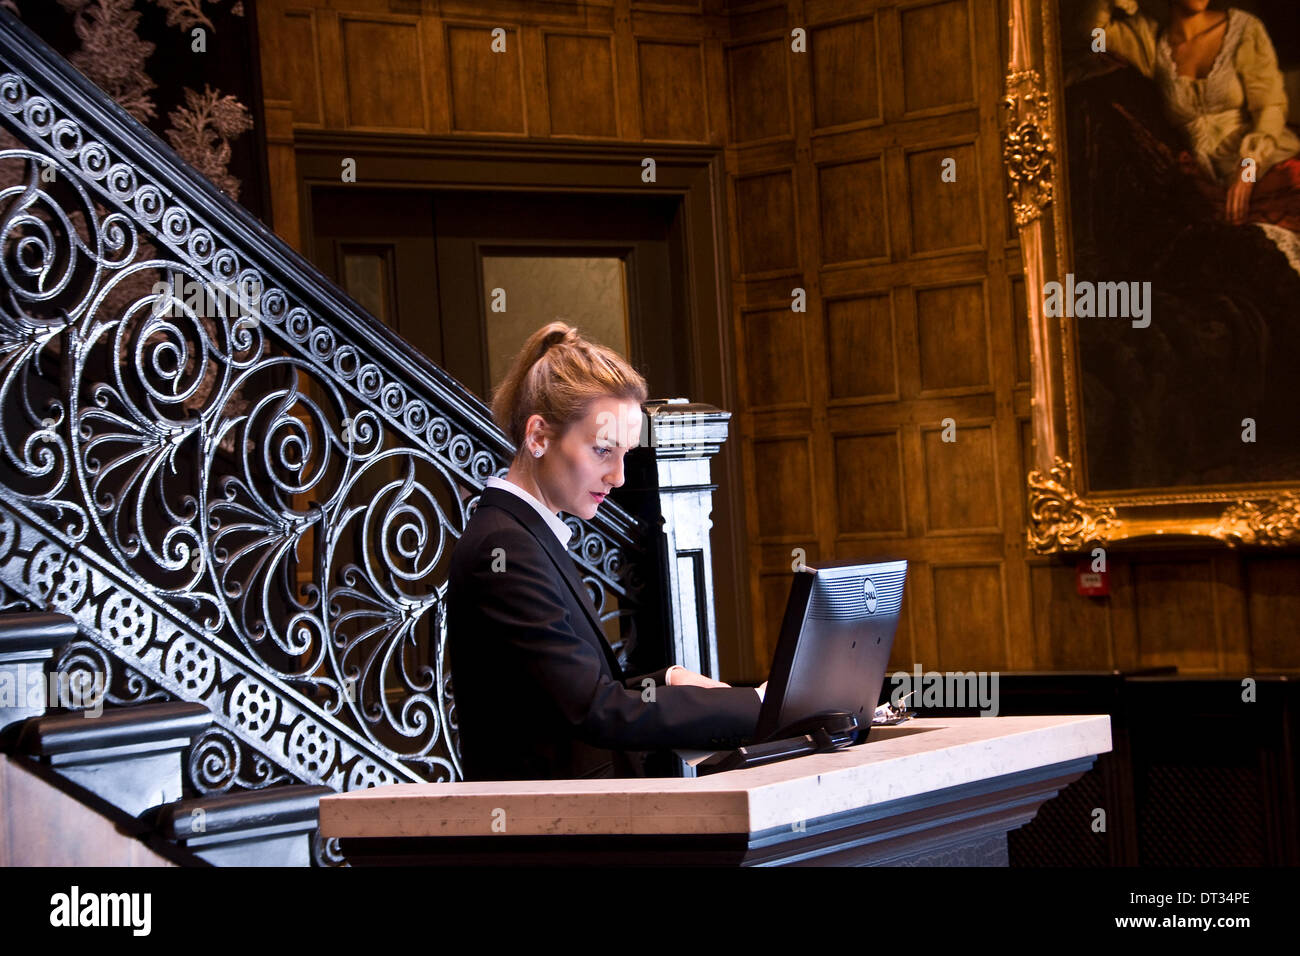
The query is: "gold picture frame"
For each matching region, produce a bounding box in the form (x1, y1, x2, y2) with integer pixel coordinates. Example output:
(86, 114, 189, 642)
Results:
(1005, 0, 1300, 553)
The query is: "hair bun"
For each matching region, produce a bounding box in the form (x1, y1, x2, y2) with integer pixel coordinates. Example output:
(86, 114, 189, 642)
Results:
(489, 320, 647, 450)
(539, 324, 572, 355)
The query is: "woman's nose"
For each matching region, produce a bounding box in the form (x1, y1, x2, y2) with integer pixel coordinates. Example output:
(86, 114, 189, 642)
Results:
(605, 455, 625, 488)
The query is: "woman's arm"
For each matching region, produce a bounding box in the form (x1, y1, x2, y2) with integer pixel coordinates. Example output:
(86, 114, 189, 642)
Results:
(464, 523, 760, 750)
(1234, 15, 1294, 182)
(1082, 0, 1159, 78)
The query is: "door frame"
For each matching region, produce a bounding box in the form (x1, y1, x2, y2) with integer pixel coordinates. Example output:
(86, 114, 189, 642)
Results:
(469, 239, 639, 399)
(291, 130, 753, 680)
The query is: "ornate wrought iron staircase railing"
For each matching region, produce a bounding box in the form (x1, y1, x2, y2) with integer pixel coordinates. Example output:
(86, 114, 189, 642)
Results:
(0, 8, 735, 864)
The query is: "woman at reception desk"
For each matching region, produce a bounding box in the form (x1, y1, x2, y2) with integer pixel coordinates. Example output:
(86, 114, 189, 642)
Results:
(446, 321, 766, 781)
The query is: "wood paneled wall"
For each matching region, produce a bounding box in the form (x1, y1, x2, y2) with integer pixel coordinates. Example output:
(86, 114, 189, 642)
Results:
(254, 0, 1300, 680)
(256, 0, 735, 249)
(725, 0, 1300, 678)
(725, 0, 1030, 675)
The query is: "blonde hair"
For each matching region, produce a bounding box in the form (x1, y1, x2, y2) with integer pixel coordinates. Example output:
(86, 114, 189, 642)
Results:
(490, 321, 649, 450)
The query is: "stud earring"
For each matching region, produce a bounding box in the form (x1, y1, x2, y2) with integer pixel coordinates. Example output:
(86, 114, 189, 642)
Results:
(534, 448, 542, 458)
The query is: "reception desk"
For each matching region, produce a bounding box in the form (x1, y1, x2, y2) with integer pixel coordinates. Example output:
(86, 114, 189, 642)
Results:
(320, 714, 1111, 866)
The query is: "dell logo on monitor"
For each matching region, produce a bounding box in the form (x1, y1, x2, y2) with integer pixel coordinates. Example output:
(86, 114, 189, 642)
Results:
(862, 578, 877, 614)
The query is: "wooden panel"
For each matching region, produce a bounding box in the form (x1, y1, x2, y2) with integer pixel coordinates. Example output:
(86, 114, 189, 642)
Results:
(757, 570, 795, 667)
(545, 33, 618, 137)
(637, 40, 708, 140)
(818, 157, 888, 264)
(825, 293, 897, 400)
(760, 541, 822, 571)
(1018, 415, 1033, 526)
(263, 100, 302, 249)
(931, 563, 1007, 670)
(1133, 561, 1221, 672)
(751, 437, 814, 538)
(1029, 562, 1114, 669)
(1245, 557, 1300, 670)
(1208, 552, 1250, 673)
(888, 575, 919, 669)
(914, 281, 989, 393)
(898, 0, 974, 115)
(1010, 274, 1030, 385)
(921, 422, 1000, 533)
(740, 307, 808, 408)
(833, 430, 906, 536)
(734, 170, 798, 275)
(341, 16, 426, 130)
(446, 24, 526, 133)
(810, 16, 880, 129)
(906, 142, 981, 254)
(730, 4, 787, 37)
(726, 37, 790, 142)
(281, 10, 323, 126)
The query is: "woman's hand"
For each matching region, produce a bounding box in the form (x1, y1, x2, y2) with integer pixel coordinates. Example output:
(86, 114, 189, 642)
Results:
(1226, 178, 1254, 224)
(666, 667, 730, 688)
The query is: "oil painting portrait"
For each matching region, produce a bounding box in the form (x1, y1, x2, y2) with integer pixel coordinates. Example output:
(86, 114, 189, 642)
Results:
(1057, 0, 1300, 493)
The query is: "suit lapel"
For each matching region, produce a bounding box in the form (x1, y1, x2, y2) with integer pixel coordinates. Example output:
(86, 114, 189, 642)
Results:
(478, 487, 625, 681)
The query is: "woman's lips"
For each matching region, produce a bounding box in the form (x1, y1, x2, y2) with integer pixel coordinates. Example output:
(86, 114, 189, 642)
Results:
(591, 492, 605, 503)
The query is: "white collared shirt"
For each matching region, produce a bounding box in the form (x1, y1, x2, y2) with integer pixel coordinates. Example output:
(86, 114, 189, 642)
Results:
(482, 475, 759, 699)
(485, 475, 573, 547)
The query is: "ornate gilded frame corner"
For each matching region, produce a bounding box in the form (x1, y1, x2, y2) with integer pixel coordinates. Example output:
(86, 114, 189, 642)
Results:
(1026, 457, 1119, 554)
(1003, 0, 1300, 553)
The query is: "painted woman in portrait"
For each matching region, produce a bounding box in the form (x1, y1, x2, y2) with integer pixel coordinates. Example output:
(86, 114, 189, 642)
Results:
(1088, 0, 1300, 267)
(1060, 1, 1300, 491)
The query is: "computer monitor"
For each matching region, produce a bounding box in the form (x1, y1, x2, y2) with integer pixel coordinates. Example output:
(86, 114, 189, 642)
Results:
(753, 559, 908, 743)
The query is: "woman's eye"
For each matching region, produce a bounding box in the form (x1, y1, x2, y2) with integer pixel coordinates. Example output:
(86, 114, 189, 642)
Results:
(595, 446, 610, 457)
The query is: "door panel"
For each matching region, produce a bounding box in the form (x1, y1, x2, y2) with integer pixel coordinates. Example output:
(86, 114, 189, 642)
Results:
(479, 253, 631, 389)
(310, 188, 691, 406)
(308, 188, 441, 363)
(433, 190, 691, 403)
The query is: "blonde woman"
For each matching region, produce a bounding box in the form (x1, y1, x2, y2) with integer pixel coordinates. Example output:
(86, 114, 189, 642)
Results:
(446, 322, 765, 780)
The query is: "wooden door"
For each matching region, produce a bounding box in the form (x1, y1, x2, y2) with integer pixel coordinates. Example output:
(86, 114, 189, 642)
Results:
(309, 187, 693, 406)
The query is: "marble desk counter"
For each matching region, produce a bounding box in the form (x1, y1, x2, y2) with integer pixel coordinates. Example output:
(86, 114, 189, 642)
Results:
(319, 714, 1112, 842)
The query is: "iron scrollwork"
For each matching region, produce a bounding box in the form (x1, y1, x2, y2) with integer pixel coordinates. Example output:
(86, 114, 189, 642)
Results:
(0, 14, 648, 793)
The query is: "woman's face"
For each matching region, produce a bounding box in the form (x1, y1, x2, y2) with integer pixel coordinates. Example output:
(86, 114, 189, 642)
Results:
(527, 396, 643, 520)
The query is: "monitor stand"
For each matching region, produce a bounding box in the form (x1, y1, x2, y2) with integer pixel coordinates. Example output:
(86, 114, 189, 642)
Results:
(695, 712, 862, 776)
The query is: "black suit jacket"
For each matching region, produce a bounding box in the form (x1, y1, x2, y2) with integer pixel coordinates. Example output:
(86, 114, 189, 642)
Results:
(446, 486, 761, 781)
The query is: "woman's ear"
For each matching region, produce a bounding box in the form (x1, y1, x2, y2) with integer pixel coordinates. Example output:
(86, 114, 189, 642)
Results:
(523, 414, 553, 455)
